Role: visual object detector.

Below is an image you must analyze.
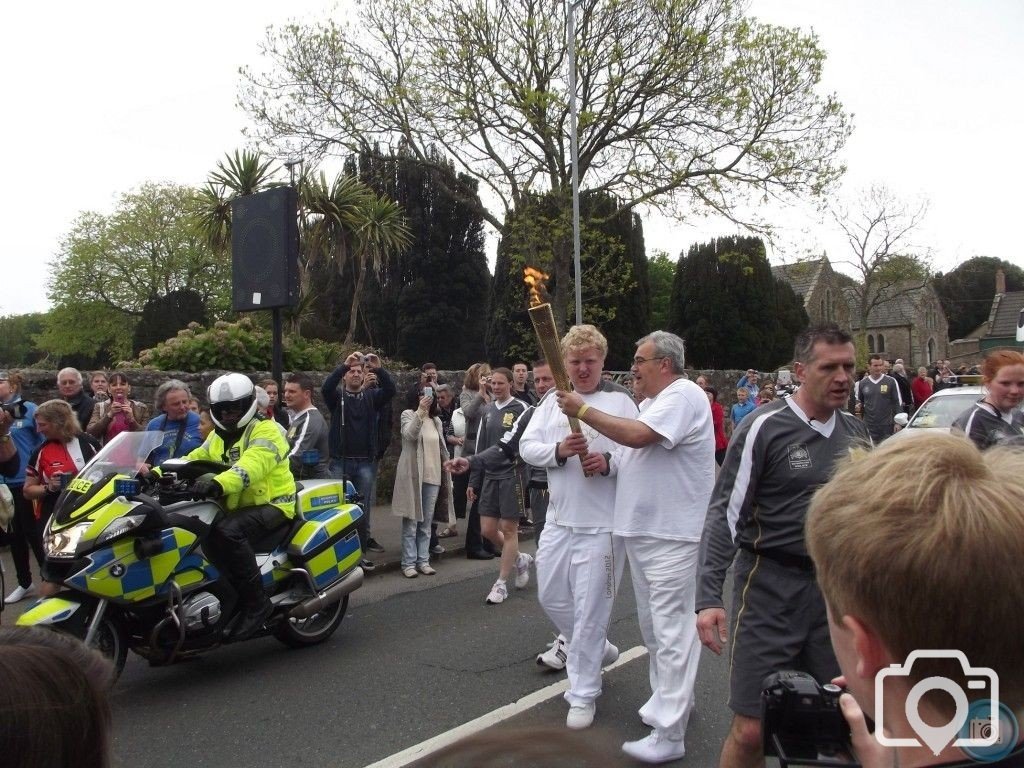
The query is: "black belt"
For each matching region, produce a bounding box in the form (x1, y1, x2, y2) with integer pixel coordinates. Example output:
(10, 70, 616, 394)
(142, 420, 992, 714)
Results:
(739, 543, 815, 573)
(527, 480, 548, 490)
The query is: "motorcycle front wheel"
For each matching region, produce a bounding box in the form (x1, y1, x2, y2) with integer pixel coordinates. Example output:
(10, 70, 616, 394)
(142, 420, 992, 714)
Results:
(273, 595, 347, 648)
(62, 613, 128, 678)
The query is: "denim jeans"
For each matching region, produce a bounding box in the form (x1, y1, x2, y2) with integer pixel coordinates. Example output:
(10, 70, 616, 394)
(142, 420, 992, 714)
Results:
(401, 483, 439, 568)
(330, 458, 377, 547)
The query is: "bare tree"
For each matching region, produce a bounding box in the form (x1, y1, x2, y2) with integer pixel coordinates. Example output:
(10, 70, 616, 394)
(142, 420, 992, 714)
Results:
(832, 185, 930, 351)
(239, 0, 851, 327)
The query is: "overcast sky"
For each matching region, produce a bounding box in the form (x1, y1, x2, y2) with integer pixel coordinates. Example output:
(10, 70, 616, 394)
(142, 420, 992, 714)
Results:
(2, 0, 1021, 317)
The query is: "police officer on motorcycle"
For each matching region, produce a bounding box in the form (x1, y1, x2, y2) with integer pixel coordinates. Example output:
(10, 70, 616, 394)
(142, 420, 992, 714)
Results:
(187, 373, 297, 640)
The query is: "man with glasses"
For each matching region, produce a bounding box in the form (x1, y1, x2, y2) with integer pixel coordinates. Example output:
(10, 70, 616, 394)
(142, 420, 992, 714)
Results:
(556, 331, 715, 763)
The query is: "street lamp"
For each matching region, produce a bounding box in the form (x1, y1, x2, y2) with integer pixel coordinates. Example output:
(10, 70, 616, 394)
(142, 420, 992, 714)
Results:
(566, 0, 583, 326)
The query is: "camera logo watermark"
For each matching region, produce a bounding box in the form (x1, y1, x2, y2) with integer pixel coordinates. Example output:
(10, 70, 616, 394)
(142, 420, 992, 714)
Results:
(875, 650, 1007, 756)
(960, 700, 1019, 763)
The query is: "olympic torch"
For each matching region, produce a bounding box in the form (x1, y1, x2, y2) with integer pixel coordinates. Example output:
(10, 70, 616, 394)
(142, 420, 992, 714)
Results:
(524, 267, 582, 435)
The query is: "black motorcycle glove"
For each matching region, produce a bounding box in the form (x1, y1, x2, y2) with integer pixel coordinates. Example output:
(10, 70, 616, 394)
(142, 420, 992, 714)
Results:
(193, 477, 224, 500)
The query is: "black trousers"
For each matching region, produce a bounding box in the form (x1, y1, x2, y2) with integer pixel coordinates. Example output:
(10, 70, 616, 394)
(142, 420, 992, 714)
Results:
(452, 472, 469, 520)
(8, 487, 46, 588)
(204, 505, 287, 599)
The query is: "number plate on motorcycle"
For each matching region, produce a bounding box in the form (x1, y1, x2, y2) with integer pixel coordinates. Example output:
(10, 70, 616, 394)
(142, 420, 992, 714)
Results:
(68, 478, 92, 494)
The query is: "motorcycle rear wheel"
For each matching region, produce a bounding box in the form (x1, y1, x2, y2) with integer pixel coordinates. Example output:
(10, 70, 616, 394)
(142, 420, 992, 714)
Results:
(273, 595, 348, 648)
(60, 615, 128, 678)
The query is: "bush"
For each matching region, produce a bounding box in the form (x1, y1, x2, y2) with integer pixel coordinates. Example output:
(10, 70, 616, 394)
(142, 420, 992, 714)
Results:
(130, 318, 350, 371)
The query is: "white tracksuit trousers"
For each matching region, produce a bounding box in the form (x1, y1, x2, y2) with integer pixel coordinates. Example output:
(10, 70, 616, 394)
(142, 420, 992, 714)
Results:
(536, 522, 624, 707)
(624, 536, 702, 739)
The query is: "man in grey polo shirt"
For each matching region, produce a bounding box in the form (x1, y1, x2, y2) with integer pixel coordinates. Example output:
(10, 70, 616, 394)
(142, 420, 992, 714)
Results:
(696, 324, 871, 768)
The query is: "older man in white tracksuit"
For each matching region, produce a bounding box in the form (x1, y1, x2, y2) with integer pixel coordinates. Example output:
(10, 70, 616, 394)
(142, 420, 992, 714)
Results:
(520, 324, 638, 731)
(557, 330, 715, 763)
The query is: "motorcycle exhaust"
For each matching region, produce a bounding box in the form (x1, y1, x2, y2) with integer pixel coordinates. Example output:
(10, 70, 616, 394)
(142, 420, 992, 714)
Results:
(289, 567, 364, 620)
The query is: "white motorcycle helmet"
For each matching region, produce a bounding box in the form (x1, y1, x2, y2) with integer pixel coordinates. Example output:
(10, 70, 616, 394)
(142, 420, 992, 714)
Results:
(208, 373, 259, 432)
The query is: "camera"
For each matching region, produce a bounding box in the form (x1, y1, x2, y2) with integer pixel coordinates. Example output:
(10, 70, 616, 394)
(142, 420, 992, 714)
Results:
(761, 670, 859, 766)
(0, 401, 28, 419)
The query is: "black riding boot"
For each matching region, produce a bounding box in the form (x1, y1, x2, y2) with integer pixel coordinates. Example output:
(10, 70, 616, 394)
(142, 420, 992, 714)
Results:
(231, 574, 273, 641)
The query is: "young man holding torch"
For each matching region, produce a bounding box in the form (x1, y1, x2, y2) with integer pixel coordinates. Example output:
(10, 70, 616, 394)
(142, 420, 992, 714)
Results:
(519, 324, 638, 730)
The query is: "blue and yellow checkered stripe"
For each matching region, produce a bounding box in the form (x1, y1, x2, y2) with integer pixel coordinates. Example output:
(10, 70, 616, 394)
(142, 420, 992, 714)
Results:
(307, 532, 361, 590)
(68, 528, 200, 604)
(288, 505, 362, 559)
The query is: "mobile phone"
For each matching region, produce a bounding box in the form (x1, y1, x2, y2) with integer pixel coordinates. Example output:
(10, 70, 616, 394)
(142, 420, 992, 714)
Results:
(423, 386, 433, 399)
(115, 393, 126, 404)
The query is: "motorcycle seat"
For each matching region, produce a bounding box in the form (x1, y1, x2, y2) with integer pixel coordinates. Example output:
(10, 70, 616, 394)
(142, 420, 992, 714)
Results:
(251, 516, 305, 553)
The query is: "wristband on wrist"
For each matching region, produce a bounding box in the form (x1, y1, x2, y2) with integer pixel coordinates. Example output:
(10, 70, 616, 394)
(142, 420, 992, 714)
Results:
(577, 403, 590, 419)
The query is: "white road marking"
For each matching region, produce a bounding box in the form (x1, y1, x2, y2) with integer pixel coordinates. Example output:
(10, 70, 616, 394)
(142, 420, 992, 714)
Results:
(362, 645, 648, 768)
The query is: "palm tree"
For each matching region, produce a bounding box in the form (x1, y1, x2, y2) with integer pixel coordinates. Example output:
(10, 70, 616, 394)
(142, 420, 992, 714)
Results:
(193, 150, 280, 254)
(192, 150, 411, 342)
(345, 194, 413, 344)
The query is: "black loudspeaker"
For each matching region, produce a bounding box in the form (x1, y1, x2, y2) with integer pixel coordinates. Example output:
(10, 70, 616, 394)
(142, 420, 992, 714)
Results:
(231, 186, 299, 312)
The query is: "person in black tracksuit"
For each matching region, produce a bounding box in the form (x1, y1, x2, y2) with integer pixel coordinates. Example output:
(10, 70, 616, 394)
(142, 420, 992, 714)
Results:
(951, 350, 1024, 450)
(696, 325, 871, 767)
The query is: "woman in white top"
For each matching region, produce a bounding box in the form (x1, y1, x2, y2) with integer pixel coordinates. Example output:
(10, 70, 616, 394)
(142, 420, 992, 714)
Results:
(391, 387, 454, 578)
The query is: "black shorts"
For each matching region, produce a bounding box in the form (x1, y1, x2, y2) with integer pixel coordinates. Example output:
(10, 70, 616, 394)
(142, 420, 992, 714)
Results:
(477, 475, 525, 520)
(727, 549, 838, 718)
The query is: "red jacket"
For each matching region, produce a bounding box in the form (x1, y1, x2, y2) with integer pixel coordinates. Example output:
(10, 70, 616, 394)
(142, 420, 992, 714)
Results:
(710, 402, 728, 451)
(911, 376, 933, 408)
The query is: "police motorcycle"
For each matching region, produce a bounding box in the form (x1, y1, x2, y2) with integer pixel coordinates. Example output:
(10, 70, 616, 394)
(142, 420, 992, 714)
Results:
(17, 430, 364, 675)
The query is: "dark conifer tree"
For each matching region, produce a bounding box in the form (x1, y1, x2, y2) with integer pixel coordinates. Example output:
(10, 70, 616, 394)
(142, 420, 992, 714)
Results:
(668, 236, 807, 369)
(132, 289, 207, 356)
(309, 147, 490, 367)
(933, 257, 1024, 340)
(486, 191, 650, 369)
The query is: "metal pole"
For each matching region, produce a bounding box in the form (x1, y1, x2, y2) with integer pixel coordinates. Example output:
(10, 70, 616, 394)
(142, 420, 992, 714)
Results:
(567, 0, 583, 327)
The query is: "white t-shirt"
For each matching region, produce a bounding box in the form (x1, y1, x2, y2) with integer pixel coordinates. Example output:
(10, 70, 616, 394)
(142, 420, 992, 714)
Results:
(520, 385, 638, 531)
(614, 377, 715, 541)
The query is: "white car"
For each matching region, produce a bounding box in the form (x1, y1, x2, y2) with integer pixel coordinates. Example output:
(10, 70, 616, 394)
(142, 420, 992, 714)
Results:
(891, 386, 984, 438)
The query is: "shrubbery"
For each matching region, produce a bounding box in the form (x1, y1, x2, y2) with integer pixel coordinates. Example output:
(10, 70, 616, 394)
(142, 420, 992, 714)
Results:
(125, 318, 352, 371)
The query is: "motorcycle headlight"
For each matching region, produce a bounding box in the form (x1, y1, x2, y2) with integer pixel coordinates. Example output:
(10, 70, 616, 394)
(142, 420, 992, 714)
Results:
(44, 520, 90, 559)
(95, 514, 147, 547)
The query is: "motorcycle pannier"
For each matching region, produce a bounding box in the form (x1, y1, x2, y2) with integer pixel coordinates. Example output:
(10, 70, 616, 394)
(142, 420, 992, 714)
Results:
(288, 487, 363, 589)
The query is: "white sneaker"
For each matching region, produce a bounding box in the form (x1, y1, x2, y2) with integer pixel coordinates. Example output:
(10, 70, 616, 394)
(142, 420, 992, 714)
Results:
(536, 634, 568, 670)
(4, 583, 37, 604)
(603, 640, 620, 666)
(485, 579, 508, 605)
(514, 552, 534, 588)
(622, 730, 686, 764)
(566, 702, 596, 730)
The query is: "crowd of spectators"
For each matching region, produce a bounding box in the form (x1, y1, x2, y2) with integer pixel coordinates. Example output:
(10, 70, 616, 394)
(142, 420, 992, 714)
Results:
(2, 335, 1022, 766)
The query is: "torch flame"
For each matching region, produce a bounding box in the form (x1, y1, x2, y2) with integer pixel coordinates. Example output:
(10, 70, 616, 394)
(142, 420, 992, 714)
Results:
(523, 267, 551, 308)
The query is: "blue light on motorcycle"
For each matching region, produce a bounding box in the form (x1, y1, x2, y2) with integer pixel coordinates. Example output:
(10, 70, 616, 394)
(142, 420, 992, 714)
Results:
(115, 479, 140, 497)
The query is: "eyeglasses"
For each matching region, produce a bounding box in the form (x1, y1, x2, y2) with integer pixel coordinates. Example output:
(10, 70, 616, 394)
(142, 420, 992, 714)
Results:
(632, 356, 667, 367)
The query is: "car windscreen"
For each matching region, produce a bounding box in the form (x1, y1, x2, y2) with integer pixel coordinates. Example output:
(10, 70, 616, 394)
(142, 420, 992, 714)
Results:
(909, 394, 980, 429)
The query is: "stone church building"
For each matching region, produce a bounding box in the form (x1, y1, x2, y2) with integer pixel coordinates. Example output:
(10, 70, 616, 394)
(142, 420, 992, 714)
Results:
(771, 256, 851, 329)
(773, 256, 949, 367)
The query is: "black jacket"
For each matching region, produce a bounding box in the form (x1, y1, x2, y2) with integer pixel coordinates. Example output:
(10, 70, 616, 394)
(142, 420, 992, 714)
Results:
(321, 365, 396, 460)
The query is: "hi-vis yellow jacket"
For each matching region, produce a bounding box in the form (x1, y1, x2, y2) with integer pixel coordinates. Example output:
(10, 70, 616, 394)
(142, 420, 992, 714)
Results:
(186, 418, 296, 518)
